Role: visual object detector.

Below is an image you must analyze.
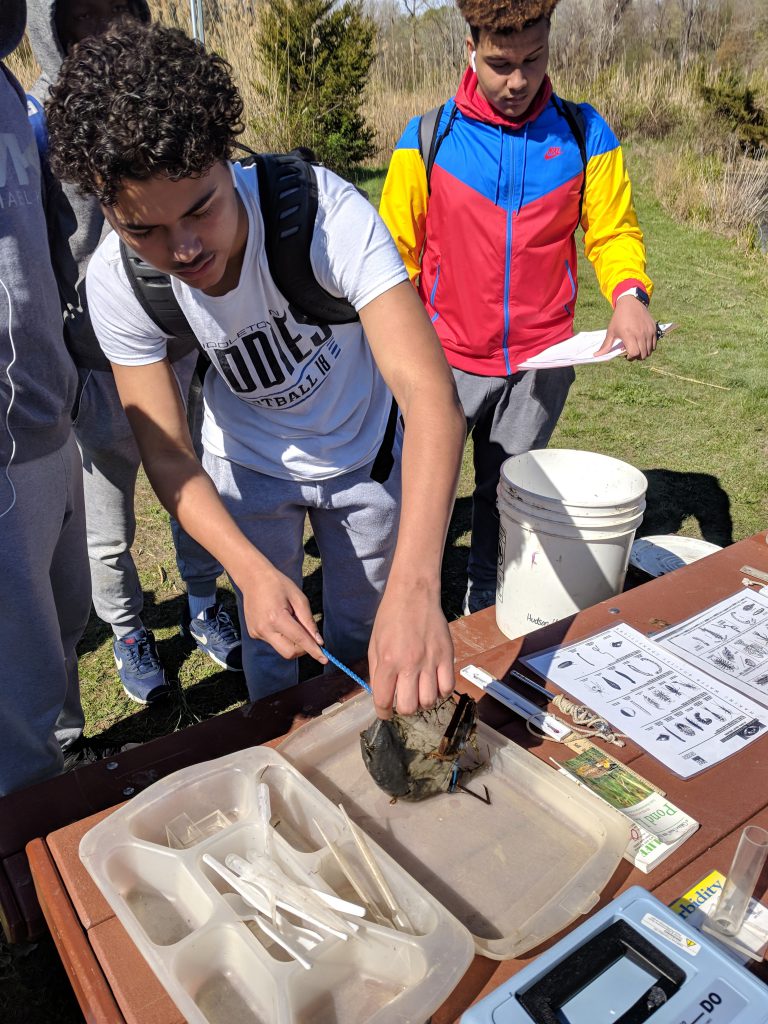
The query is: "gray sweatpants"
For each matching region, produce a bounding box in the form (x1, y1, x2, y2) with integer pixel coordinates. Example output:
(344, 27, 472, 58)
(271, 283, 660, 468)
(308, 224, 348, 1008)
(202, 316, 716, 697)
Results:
(453, 366, 575, 592)
(204, 447, 402, 701)
(0, 434, 91, 796)
(74, 358, 222, 636)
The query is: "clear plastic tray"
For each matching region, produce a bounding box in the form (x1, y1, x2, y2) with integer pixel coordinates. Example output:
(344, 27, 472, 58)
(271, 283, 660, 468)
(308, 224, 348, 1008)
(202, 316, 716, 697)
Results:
(280, 692, 631, 960)
(79, 746, 475, 1024)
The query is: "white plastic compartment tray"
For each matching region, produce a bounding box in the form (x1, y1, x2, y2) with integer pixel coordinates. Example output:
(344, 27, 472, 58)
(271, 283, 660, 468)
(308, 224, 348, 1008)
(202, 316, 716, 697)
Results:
(79, 746, 475, 1024)
(280, 692, 630, 960)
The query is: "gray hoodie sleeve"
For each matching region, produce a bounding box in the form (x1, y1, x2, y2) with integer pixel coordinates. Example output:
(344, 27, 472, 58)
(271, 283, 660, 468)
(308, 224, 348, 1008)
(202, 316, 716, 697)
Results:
(25, 0, 151, 370)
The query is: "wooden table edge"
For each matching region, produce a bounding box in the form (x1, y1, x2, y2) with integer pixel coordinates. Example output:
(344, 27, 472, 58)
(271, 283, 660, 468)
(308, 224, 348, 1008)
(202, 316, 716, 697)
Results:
(26, 836, 125, 1024)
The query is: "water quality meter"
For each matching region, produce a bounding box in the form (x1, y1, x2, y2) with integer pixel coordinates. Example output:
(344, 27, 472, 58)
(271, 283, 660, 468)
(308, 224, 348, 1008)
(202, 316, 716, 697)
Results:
(461, 887, 768, 1024)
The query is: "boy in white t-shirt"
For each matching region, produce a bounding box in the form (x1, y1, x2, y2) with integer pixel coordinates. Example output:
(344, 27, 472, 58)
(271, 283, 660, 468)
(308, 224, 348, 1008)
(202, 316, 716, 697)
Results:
(45, 21, 466, 718)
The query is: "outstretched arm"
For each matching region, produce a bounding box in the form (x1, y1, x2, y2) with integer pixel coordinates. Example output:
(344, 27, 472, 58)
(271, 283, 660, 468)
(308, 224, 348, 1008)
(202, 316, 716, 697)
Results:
(359, 280, 466, 718)
(110, 358, 327, 666)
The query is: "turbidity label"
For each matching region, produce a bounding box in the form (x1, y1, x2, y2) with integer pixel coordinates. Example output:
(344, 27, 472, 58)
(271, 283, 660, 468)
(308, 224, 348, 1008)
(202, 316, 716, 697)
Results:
(641, 912, 701, 955)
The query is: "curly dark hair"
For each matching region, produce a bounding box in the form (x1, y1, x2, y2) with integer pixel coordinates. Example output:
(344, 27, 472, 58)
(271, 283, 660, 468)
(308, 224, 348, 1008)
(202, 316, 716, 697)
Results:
(457, 0, 560, 36)
(46, 21, 244, 205)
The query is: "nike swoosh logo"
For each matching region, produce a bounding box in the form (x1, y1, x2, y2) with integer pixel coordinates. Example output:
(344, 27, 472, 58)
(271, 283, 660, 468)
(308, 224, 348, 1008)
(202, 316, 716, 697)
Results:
(191, 630, 209, 645)
(115, 656, 123, 669)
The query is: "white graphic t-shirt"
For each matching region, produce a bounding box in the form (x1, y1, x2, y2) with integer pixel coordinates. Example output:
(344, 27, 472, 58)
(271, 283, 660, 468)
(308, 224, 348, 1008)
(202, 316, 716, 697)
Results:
(87, 162, 408, 480)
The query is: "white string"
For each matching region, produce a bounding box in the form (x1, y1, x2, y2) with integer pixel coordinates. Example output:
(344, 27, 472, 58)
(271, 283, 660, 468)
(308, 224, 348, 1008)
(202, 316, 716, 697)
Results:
(553, 694, 627, 746)
(0, 276, 17, 519)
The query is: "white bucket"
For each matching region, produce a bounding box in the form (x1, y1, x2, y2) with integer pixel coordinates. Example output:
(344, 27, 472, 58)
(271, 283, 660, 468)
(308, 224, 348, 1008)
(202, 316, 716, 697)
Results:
(495, 449, 647, 640)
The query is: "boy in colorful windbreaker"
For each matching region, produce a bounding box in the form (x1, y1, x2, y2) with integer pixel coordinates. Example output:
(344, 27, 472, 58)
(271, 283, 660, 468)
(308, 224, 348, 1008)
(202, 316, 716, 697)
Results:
(380, 0, 657, 615)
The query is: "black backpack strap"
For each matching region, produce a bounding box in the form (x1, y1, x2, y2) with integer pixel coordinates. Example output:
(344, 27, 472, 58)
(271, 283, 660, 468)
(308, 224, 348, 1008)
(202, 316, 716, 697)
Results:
(369, 397, 400, 484)
(119, 240, 201, 363)
(553, 95, 588, 226)
(418, 103, 458, 192)
(255, 152, 359, 325)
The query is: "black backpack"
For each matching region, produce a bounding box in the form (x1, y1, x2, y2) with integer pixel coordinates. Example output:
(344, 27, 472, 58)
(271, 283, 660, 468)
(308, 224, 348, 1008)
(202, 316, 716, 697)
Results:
(119, 148, 359, 344)
(120, 148, 398, 483)
(417, 95, 588, 222)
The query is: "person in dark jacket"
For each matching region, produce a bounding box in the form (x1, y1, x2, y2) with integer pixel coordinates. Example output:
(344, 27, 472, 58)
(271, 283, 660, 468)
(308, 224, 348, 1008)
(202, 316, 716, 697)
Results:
(0, 0, 91, 794)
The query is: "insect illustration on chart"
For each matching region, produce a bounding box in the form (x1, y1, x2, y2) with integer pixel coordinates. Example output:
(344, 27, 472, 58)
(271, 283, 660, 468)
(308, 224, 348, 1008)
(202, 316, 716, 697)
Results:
(685, 717, 704, 732)
(730, 606, 762, 627)
(753, 674, 768, 687)
(655, 730, 684, 743)
(602, 676, 622, 691)
(710, 654, 736, 673)
(700, 626, 727, 642)
(702, 705, 725, 722)
(643, 693, 662, 710)
(624, 655, 662, 678)
(664, 683, 682, 696)
(557, 660, 574, 669)
(676, 722, 696, 738)
(651, 689, 671, 704)
(576, 650, 596, 667)
(721, 646, 736, 662)
(613, 669, 638, 686)
(587, 679, 605, 695)
(693, 711, 713, 726)
(620, 707, 637, 718)
(737, 639, 765, 659)
(611, 641, 623, 648)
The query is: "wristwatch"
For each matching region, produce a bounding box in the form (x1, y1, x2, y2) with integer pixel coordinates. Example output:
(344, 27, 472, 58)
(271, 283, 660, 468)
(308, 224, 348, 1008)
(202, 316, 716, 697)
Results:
(617, 286, 650, 308)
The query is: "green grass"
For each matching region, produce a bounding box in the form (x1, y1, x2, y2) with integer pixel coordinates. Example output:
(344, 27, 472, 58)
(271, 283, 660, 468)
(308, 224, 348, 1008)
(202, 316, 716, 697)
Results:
(3, 150, 767, 1022)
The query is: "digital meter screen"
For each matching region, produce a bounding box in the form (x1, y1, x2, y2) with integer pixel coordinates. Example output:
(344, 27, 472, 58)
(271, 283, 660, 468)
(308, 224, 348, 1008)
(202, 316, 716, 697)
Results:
(517, 920, 686, 1024)
(556, 956, 665, 1024)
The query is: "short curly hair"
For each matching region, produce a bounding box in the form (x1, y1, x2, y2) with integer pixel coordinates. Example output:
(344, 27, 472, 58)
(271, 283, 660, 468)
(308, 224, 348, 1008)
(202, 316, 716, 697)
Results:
(46, 21, 244, 205)
(457, 0, 560, 36)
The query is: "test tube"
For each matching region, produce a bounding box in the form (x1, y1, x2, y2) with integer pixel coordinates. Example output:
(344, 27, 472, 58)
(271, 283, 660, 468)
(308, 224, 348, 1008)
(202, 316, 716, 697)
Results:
(711, 825, 768, 936)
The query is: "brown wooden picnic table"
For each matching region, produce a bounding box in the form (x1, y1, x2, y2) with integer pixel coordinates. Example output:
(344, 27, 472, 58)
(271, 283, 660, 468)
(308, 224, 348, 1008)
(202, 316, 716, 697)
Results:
(19, 530, 768, 1023)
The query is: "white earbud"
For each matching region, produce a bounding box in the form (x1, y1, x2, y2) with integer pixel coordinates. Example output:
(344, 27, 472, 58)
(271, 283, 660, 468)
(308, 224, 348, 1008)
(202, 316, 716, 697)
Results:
(470, 50, 477, 71)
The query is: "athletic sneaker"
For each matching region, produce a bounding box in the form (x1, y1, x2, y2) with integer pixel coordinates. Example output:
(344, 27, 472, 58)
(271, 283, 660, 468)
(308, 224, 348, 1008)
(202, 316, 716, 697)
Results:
(180, 604, 243, 671)
(462, 584, 496, 616)
(113, 627, 170, 704)
(62, 738, 141, 772)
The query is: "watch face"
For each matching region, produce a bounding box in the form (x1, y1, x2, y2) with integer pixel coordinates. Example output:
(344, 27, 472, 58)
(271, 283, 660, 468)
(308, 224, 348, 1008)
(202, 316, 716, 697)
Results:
(636, 288, 650, 307)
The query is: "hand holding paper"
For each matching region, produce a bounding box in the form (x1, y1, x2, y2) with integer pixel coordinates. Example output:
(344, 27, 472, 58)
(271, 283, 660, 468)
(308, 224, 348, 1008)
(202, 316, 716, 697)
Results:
(517, 323, 676, 371)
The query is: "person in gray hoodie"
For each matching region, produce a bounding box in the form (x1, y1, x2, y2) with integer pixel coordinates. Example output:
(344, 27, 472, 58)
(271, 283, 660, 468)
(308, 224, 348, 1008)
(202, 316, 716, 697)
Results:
(26, 0, 243, 705)
(0, 0, 92, 795)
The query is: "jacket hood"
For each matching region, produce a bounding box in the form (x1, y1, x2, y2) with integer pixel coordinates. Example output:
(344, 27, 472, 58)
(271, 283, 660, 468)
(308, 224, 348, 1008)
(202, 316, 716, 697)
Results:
(0, 0, 27, 60)
(454, 67, 553, 129)
(26, 0, 150, 90)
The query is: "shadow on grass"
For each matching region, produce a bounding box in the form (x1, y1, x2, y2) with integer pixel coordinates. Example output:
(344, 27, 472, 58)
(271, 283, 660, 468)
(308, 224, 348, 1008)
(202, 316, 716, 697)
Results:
(639, 469, 734, 547)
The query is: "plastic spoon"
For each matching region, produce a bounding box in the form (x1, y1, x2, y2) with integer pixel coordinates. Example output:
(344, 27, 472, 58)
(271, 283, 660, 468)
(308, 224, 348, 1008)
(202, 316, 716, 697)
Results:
(221, 855, 354, 940)
(222, 892, 323, 951)
(226, 853, 366, 918)
(202, 855, 313, 969)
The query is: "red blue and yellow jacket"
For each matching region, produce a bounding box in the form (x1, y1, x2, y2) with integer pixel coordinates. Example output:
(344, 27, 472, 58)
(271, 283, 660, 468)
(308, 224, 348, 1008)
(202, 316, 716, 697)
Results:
(379, 70, 652, 376)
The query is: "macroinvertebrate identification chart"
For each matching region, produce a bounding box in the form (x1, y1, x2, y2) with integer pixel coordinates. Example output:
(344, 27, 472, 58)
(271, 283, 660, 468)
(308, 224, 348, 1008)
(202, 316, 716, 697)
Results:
(656, 591, 768, 706)
(523, 622, 767, 778)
